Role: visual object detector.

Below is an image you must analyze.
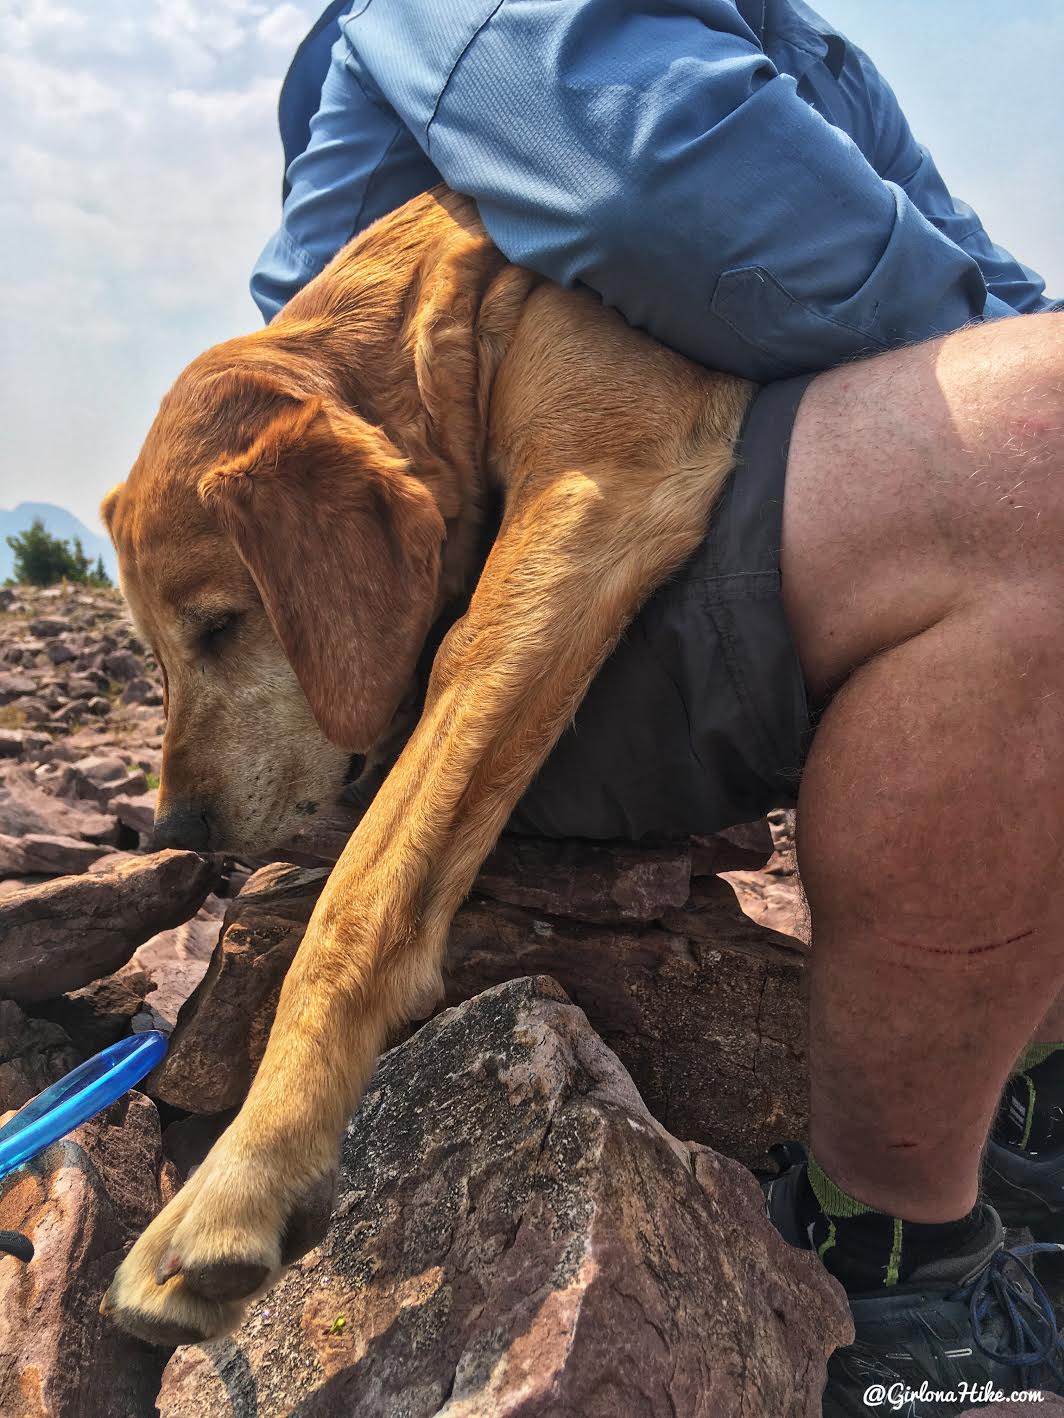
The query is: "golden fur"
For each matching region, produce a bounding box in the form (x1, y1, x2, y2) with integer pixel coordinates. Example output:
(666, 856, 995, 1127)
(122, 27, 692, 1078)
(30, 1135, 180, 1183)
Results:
(100, 187, 752, 1342)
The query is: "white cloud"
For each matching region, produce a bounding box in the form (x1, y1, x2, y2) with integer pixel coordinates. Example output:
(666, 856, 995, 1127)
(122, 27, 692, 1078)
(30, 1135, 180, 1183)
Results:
(0, 2, 88, 52)
(0, 0, 323, 523)
(257, 3, 311, 50)
(169, 76, 280, 126)
(0, 52, 122, 122)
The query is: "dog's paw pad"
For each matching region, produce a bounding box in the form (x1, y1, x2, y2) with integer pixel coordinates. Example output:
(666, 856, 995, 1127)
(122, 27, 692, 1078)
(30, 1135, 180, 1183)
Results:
(180, 1258, 273, 1302)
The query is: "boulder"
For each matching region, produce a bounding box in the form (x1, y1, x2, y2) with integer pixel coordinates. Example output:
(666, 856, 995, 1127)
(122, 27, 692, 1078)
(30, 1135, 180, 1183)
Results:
(132, 894, 228, 1033)
(0, 768, 117, 844)
(0, 850, 222, 1004)
(102, 650, 143, 682)
(43, 639, 75, 665)
(27, 617, 70, 638)
(150, 844, 808, 1162)
(32, 963, 155, 1055)
(156, 977, 849, 1418)
(0, 728, 51, 760)
(68, 755, 148, 807)
(476, 836, 691, 924)
(0, 1092, 169, 1418)
(149, 864, 328, 1111)
(0, 831, 111, 877)
(446, 876, 808, 1164)
(119, 677, 162, 708)
(111, 789, 158, 840)
(0, 671, 36, 705)
(0, 999, 80, 1112)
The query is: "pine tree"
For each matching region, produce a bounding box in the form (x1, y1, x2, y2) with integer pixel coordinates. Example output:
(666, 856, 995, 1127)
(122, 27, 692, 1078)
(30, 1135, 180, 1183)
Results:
(5, 519, 110, 587)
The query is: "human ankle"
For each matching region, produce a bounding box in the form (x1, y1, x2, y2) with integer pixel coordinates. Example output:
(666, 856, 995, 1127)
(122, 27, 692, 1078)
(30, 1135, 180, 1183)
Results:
(797, 1154, 995, 1294)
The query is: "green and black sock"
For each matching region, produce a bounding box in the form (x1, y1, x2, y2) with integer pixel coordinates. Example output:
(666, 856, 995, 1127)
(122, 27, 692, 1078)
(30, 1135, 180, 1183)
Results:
(795, 1155, 995, 1294)
(993, 1042, 1064, 1154)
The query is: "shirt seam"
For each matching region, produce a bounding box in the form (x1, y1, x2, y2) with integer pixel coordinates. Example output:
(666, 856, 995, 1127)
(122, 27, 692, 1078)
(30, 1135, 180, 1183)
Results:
(349, 123, 404, 236)
(341, 43, 393, 116)
(425, 0, 508, 153)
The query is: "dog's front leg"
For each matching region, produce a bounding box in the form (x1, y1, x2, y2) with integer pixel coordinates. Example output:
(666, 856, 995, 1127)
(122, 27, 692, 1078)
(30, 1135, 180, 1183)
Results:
(104, 449, 732, 1344)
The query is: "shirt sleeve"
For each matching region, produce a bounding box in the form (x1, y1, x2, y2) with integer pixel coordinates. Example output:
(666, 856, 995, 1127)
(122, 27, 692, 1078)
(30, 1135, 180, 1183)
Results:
(250, 27, 440, 322)
(843, 39, 1053, 318)
(342, 0, 1040, 379)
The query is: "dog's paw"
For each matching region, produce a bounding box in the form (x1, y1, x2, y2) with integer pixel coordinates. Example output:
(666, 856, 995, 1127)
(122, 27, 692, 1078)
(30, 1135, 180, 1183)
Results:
(102, 1145, 337, 1346)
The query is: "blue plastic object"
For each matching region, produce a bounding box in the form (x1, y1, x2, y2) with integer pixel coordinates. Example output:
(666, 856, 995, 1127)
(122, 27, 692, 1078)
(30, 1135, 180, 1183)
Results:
(0, 1031, 168, 1182)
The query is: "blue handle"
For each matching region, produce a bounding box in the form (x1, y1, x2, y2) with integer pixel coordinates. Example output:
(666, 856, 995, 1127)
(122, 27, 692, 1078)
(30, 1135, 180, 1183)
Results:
(0, 1032, 167, 1181)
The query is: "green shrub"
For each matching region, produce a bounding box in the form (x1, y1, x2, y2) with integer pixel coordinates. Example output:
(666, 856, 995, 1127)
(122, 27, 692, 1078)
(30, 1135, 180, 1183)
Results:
(6, 519, 111, 588)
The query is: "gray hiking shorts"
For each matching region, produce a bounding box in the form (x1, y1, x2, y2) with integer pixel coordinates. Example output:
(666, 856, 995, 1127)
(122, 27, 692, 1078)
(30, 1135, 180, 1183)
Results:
(510, 372, 818, 842)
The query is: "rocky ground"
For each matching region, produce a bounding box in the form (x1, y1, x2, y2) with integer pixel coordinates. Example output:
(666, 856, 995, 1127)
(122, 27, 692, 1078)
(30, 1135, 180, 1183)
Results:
(0, 585, 1021, 1418)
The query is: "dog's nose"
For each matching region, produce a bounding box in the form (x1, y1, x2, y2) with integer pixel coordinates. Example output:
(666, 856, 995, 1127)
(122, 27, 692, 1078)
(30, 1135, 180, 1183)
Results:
(151, 803, 212, 852)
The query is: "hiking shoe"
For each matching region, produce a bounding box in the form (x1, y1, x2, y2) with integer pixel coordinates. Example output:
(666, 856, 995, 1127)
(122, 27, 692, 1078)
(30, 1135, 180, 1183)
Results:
(764, 1144, 1064, 1417)
(984, 1134, 1064, 1232)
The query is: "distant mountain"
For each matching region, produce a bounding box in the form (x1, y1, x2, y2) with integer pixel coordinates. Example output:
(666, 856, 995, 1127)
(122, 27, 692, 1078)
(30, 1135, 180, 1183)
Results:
(0, 502, 118, 584)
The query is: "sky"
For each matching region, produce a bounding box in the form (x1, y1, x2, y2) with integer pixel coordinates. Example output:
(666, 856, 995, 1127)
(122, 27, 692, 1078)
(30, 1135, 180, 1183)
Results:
(1, 0, 1061, 531)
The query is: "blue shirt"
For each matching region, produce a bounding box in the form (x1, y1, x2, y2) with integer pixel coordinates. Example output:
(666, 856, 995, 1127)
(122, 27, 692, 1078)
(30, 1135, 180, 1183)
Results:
(251, 0, 1057, 381)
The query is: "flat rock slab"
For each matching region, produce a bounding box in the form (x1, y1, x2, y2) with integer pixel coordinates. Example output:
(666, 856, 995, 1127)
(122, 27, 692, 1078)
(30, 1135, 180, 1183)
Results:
(0, 1092, 169, 1418)
(0, 849, 221, 1004)
(157, 976, 849, 1418)
(475, 836, 691, 924)
(0, 831, 113, 877)
(0, 768, 117, 844)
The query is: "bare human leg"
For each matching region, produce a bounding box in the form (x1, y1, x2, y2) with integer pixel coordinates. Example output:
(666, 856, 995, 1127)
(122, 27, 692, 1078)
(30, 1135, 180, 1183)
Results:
(781, 311, 1064, 1225)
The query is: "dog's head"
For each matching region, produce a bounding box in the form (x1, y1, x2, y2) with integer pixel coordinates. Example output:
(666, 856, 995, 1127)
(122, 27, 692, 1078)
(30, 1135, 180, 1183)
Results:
(103, 354, 445, 854)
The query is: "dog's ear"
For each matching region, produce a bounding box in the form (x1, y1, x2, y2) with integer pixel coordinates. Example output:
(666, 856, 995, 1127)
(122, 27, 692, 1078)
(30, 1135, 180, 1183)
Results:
(100, 483, 123, 537)
(198, 397, 445, 753)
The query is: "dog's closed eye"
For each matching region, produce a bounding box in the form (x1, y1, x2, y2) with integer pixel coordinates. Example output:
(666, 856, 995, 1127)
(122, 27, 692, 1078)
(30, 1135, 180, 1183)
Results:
(200, 612, 241, 654)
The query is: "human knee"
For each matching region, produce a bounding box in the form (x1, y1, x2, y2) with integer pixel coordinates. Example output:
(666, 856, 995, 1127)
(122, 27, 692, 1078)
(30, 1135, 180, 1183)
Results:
(952, 313, 1064, 568)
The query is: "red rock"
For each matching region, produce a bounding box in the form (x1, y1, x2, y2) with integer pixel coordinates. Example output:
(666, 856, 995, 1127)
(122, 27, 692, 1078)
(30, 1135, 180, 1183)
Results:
(0, 999, 80, 1112)
(28, 617, 70, 637)
(32, 962, 154, 1055)
(0, 767, 117, 844)
(43, 639, 75, 665)
(0, 831, 111, 877)
(0, 1092, 169, 1418)
(67, 754, 147, 806)
(111, 789, 158, 839)
(0, 850, 222, 1004)
(0, 728, 51, 760)
(150, 849, 807, 1162)
(155, 977, 849, 1418)
(476, 835, 691, 923)
(148, 864, 328, 1111)
(102, 650, 143, 681)
(133, 895, 228, 1033)
(0, 671, 36, 704)
(447, 876, 808, 1164)
(119, 677, 162, 707)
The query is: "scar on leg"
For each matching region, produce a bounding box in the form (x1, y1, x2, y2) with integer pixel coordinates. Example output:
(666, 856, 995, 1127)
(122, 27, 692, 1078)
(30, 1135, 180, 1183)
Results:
(883, 927, 1036, 958)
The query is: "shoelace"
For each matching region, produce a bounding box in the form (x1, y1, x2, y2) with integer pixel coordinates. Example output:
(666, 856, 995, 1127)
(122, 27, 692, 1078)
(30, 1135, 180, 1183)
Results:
(966, 1241, 1064, 1385)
